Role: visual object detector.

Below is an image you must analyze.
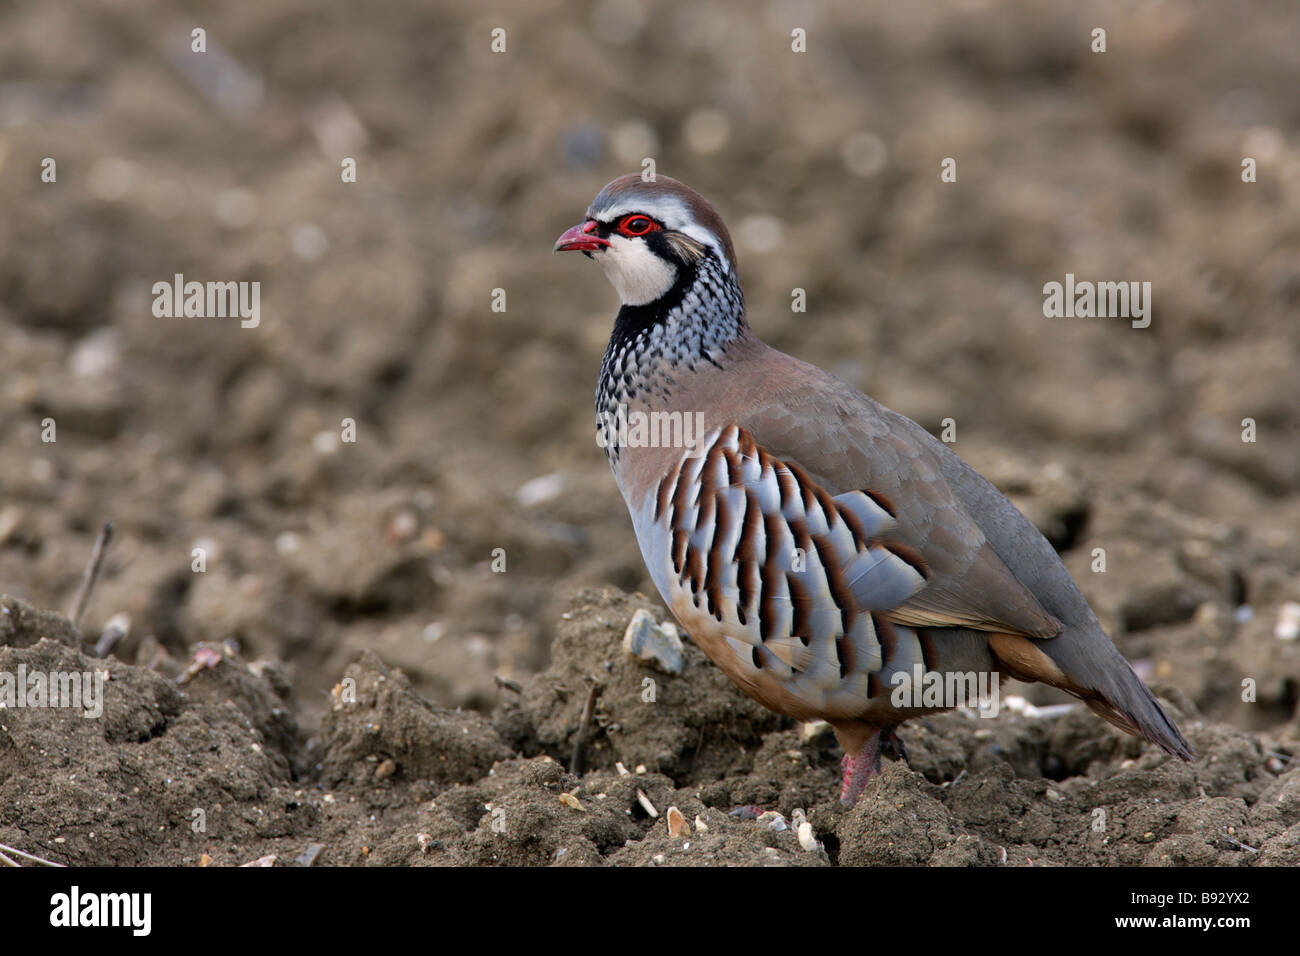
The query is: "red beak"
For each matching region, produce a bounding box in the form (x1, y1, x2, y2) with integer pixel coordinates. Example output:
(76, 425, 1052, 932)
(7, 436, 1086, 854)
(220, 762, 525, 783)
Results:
(553, 220, 610, 253)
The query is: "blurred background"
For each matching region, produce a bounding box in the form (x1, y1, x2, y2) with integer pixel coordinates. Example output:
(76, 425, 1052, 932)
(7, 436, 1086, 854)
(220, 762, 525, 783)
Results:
(1, 0, 1297, 733)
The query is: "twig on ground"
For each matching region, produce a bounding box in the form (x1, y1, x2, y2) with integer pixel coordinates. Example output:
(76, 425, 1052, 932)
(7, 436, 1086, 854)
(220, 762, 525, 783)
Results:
(1220, 830, 1258, 853)
(67, 520, 114, 633)
(569, 682, 599, 775)
(494, 674, 522, 694)
(0, 842, 65, 867)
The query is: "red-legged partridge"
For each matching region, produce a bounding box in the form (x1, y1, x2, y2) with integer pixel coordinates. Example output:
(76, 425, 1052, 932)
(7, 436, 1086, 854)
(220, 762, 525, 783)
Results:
(555, 174, 1192, 807)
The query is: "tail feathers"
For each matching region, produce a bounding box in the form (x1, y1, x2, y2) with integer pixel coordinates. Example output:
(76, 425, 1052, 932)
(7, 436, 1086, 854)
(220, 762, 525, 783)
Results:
(1084, 661, 1195, 761)
(988, 631, 1194, 761)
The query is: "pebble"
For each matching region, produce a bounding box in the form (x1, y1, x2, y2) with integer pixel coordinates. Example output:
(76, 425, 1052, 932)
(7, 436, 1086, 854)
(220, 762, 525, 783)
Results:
(0, 507, 20, 544)
(70, 327, 122, 378)
(667, 806, 688, 838)
(797, 821, 821, 853)
(1274, 602, 1300, 641)
(622, 610, 685, 675)
(386, 508, 420, 543)
(515, 472, 566, 508)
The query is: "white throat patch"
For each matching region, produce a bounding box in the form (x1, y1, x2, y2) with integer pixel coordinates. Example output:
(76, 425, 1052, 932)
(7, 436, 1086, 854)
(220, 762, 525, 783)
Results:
(597, 235, 679, 306)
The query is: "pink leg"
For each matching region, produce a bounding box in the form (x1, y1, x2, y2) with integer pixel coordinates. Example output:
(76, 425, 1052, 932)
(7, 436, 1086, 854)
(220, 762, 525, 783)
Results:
(839, 732, 883, 808)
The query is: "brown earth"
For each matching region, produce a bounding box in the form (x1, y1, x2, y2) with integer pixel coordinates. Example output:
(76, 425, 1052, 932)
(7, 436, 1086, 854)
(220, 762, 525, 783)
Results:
(3, 588, 1299, 866)
(1, 0, 1298, 866)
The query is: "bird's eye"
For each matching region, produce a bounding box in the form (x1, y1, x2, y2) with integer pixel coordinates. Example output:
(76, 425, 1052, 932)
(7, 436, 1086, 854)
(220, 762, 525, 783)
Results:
(618, 215, 657, 237)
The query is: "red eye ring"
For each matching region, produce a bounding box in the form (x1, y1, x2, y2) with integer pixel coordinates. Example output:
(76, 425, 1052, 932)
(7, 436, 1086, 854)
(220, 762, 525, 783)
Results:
(617, 215, 658, 237)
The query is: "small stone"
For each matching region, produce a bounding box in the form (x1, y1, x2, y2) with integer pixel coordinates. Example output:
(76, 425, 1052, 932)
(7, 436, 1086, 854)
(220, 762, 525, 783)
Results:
(386, 508, 420, 543)
(0, 506, 21, 544)
(297, 842, 324, 867)
(797, 821, 821, 853)
(667, 806, 688, 838)
(312, 430, 339, 454)
(375, 758, 397, 780)
(560, 791, 585, 811)
(622, 609, 685, 675)
(757, 811, 788, 832)
(516, 472, 566, 508)
(1274, 602, 1300, 641)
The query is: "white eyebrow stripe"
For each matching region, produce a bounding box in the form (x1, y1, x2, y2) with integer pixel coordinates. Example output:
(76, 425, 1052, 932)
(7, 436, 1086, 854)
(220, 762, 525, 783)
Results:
(591, 194, 689, 224)
(589, 194, 732, 273)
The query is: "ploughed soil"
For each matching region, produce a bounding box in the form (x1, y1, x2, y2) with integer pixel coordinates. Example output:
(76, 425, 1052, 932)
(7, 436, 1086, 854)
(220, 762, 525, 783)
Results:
(2, 586, 1299, 867)
(1, 0, 1298, 865)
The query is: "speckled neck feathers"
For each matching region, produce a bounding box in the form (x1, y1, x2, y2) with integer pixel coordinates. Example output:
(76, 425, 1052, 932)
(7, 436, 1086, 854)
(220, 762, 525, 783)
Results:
(595, 257, 745, 463)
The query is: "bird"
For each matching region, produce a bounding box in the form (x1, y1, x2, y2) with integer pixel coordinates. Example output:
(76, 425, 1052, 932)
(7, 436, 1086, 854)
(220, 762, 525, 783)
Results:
(554, 173, 1193, 807)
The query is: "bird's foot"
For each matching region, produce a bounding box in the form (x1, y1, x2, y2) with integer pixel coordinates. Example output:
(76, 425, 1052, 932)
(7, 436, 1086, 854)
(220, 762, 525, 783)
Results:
(839, 733, 884, 808)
